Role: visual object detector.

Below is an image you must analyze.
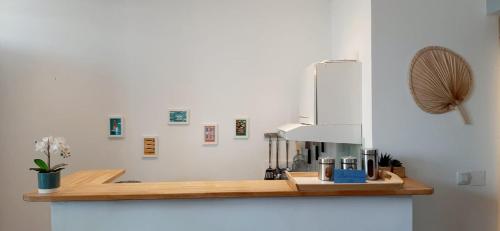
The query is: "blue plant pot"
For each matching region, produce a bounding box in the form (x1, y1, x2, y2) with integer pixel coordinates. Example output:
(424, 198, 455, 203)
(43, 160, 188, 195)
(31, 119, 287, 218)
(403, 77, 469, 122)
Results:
(37, 171, 61, 194)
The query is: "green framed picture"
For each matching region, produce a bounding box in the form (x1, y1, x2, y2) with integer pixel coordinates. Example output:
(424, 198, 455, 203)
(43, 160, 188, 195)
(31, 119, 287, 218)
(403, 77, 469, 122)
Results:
(108, 115, 123, 138)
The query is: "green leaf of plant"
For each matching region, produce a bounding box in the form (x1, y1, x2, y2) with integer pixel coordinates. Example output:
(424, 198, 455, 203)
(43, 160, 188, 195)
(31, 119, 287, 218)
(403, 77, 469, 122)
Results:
(34, 159, 49, 171)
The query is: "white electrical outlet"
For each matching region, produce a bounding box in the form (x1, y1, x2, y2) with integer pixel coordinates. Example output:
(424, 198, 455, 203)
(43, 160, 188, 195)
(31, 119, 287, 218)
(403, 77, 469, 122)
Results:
(456, 172, 471, 185)
(456, 170, 486, 186)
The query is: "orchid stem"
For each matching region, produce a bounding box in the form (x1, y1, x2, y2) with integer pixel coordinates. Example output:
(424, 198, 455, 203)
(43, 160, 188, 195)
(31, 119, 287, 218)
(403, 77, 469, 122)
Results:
(47, 141, 51, 170)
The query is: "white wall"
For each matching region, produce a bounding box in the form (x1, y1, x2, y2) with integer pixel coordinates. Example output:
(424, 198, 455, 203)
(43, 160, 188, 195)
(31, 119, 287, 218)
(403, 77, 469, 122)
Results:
(0, 1, 332, 230)
(330, 0, 372, 147)
(371, 0, 499, 230)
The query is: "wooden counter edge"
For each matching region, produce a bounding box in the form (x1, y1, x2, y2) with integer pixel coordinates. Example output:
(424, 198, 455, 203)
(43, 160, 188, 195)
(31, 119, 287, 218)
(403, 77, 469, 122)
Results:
(100, 169, 126, 184)
(23, 188, 433, 202)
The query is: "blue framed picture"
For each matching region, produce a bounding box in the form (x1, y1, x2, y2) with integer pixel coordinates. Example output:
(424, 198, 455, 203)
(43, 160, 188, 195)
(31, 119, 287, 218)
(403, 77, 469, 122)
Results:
(168, 109, 190, 125)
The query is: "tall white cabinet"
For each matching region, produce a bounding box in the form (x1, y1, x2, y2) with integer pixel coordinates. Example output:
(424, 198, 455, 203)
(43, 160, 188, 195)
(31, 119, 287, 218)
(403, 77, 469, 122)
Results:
(281, 60, 362, 144)
(299, 61, 362, 126)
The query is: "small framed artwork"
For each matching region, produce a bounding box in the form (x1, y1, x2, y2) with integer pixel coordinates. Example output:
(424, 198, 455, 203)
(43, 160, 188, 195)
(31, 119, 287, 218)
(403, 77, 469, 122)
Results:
(203, 123, 218, 145)
(143, 136, 158, 158)
(234, 118, 249, 139)
(108, 115, 124, 138)
(168, 109, 190, 125)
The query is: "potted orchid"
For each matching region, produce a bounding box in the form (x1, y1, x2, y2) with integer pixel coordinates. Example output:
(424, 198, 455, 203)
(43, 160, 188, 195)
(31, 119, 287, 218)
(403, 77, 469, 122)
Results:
(30, 136, 71, 193)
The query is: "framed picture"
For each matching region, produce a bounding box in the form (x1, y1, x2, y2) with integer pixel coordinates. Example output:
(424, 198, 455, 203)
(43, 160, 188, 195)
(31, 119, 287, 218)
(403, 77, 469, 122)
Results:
(143, 136, 158, 158)
(108, 115, 124, 138)
(168, 109, 190, 125)
(234, 118, 249, 139)
(202, 123, 218, 145)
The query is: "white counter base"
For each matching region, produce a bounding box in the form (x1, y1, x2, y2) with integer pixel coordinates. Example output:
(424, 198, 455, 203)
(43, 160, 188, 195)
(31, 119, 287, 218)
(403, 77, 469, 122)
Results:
(52, 196, 412, 231)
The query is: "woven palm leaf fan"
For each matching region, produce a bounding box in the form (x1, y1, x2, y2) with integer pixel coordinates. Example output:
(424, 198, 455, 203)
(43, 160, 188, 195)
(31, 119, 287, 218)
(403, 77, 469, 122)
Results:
(409, 46, 473, 124)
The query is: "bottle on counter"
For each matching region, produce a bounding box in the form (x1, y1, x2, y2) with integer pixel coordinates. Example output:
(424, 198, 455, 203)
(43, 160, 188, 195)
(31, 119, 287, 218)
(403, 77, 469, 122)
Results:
(292, 143, 307, 172)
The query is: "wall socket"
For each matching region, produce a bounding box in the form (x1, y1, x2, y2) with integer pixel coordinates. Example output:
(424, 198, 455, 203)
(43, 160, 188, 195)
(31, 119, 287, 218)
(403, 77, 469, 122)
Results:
(456, 170, 486, 186)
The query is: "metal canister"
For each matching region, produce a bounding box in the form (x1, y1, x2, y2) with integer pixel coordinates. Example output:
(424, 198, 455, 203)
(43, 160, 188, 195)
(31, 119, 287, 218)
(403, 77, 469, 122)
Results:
(318, 158, 335, 181)
(361, 149, 378, 180)
(341, 157, 357, 170)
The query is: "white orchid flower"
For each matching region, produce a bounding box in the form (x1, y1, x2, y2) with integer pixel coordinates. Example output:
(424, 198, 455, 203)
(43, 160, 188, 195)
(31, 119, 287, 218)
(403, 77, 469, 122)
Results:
(34, 136, 51, 155)
(42, 136, 52, 144)
(53, 137, 65, 144)
(34, 136, 72, 158)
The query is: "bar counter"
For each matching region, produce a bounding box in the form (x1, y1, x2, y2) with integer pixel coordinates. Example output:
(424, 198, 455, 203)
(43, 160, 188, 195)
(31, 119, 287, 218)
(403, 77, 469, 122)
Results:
(23, 169, 433, 231)
(23, 169, 432, 202)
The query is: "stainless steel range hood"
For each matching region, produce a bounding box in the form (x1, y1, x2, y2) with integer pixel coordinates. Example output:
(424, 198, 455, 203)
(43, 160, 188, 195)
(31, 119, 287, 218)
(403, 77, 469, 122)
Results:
(278, 60, 362, 144)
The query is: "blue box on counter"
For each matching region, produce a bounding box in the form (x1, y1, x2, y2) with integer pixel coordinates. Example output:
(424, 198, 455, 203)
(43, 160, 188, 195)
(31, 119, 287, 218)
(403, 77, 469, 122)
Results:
(333, 169, 366, 183)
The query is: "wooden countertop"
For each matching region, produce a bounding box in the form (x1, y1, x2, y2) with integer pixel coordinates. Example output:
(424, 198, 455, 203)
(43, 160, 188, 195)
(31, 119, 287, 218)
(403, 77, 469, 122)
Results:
(23, 169, 433, 202)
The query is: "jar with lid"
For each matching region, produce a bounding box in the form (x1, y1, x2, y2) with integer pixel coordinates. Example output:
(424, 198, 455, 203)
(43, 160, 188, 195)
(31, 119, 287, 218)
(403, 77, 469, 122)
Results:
(318, 157, 335, 181)
(361, 148, 378, 180)
(341, 156, 357, 170)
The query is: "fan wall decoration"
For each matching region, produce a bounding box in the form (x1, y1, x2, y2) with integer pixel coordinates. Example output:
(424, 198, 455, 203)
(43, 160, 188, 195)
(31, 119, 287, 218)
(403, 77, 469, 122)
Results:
(409, 46, 473, 124)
